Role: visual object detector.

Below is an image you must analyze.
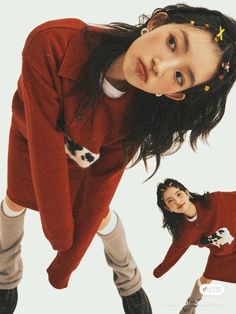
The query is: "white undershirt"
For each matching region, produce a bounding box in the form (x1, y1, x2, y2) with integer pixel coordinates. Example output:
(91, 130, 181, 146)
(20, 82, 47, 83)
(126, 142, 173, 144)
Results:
(102, 77, 126, 99)
(185, 214, 198, 222)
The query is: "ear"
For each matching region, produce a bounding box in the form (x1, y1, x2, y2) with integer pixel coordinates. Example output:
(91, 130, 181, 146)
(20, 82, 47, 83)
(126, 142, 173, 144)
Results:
(164, 92, 186, 101)
(147, 11, 168, 31)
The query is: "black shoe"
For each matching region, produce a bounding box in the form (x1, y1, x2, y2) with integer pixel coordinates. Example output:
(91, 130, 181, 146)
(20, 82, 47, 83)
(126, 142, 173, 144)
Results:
(122, 287, 152, 314)
(0, 288, 18, 314)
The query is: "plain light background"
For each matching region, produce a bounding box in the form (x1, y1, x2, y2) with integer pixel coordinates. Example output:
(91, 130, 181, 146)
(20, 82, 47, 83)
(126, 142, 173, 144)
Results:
(1, 1, 235, 313)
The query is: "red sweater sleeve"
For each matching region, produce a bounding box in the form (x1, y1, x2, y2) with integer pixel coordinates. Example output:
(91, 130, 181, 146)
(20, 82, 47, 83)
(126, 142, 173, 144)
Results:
(153, 239, 190, 278)
(46, 143, 136, 288)
(75, 142, 133, 233)
(153, 223, 202, 278)
(18, 57, 74, 251)
(75, 136, 138, 221)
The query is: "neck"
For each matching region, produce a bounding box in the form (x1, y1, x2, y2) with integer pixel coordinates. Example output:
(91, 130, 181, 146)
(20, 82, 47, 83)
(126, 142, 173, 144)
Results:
(105, 54, 129, 92)
(184, 202, 197, 218)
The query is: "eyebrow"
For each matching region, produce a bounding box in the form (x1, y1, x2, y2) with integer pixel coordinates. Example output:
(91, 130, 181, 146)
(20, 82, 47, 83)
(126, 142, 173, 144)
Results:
(187, 68, 195, 87)
(165, 190, 180, 202)
(180, 29, 189, 54)
(179, 29, 196, 87)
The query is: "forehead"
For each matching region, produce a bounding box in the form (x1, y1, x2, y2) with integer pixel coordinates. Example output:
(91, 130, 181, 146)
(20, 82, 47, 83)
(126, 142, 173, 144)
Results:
(163, 186, 180, 199)
(161, 22, 215, 41)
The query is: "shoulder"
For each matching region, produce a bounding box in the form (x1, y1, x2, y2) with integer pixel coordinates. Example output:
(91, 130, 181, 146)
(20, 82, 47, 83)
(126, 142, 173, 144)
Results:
(175, 217, 202, 246)
(208, 191, 236, 199)
(178, 218, 195, 238)
(209, 191, 236, 204)
(22, 18, 87, 58)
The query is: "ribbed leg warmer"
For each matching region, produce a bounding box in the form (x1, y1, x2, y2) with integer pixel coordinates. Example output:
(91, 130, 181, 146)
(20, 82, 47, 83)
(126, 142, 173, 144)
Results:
(179, 280, 202, 314)
(98, 213, 142, 297)
(0, 201, 25, 289)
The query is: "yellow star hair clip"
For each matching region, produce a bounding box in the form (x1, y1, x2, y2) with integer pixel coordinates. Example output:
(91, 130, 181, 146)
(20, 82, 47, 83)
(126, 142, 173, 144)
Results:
(215, 26, 225, 42)
(204, 85, 210, 92)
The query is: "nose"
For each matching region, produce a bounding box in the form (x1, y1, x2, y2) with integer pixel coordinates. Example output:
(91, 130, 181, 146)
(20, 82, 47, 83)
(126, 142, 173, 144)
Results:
(152, 58, 168, 77)
(152, 57, 177, 77)
(175, 197, 181, 205)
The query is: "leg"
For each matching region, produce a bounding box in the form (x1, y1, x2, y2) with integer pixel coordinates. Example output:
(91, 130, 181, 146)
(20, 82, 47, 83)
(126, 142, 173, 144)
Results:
(199, 275, 212, 285)
(179, 275, 212, 314)
(0, 196, 26, 314)
(97, 210, 152, 314)
(5, 195, 25, 212)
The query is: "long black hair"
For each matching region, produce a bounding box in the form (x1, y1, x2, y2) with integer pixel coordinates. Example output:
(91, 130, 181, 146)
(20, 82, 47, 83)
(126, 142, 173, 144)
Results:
(156, 178, 210, 240)
(74, 4, 236, 175)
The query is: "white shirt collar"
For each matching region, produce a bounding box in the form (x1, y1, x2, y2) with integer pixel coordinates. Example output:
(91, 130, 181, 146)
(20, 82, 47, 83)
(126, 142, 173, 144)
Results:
(102, 77, 126, 99)
(185, 214, 198, 222)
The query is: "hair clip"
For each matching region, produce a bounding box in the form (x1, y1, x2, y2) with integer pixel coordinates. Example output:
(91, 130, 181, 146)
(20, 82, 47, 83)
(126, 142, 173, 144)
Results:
(215, 26, 225, 42)
(205, 23, 210, 29)
(190, 20, 195, 25)
(222, 62, 230, 73)
(204, 85, 210, 92)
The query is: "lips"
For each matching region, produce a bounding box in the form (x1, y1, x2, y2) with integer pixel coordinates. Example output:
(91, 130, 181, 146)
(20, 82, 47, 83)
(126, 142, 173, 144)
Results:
(178, 203, 185, 209)
(136, 58, 148, 82)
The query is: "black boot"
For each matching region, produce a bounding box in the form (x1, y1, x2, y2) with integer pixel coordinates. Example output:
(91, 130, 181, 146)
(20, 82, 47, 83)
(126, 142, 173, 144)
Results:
(122, 287, 152, 314)
(0, 288, 18, 314)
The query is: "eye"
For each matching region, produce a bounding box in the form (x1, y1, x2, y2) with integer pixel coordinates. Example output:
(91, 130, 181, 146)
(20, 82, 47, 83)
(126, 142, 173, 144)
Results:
(168, 34, 177, 52)
(175, 71, 185, 86)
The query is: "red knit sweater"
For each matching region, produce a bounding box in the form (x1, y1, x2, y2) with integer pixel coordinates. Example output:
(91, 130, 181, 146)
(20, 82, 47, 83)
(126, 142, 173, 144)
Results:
(154, 192, 236, 278)
(7, 19, 136, 289)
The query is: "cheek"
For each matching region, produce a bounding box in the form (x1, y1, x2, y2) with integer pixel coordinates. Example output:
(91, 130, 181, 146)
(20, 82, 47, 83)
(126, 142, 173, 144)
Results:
(167, 203, 174, 211)
(183, 195, 189, 201)
(122, 52, 136, 80)
(164, 201, 170, 210)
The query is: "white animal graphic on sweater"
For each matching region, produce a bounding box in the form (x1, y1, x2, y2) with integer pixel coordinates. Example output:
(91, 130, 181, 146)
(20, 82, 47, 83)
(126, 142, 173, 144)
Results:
(203, 227, 234, 248)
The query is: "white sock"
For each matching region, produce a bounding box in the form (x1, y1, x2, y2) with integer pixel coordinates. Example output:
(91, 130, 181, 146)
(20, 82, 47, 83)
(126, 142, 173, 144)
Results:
(2, 199, 26, 217)
(97, 210, 118, 235)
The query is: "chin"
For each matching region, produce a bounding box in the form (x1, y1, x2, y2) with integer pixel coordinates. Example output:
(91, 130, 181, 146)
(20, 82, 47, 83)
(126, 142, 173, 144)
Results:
(180, 206, 187, 213)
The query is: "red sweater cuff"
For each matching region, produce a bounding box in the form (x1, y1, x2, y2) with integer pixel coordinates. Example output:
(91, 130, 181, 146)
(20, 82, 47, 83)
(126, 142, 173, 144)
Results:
(153, 267, 162, 278)
(47, 231, 74, 251)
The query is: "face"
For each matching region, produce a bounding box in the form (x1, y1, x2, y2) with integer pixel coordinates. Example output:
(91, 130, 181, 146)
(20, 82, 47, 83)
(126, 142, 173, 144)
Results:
(163, 186, 191, 214)
(122, 23, 221, 95)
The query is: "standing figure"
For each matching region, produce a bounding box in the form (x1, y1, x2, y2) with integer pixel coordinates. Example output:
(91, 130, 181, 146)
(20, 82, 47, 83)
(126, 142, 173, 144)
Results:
(155, 178, 236, 313)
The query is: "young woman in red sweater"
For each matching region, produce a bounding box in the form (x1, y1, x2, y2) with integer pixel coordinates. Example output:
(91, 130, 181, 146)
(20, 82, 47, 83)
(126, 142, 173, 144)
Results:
(155, 178, 236, 313)
(1, 3, 236, 314)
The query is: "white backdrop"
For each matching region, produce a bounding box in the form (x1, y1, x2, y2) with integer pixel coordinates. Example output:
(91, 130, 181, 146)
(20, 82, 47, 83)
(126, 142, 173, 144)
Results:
(1, 1, 235, 313)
